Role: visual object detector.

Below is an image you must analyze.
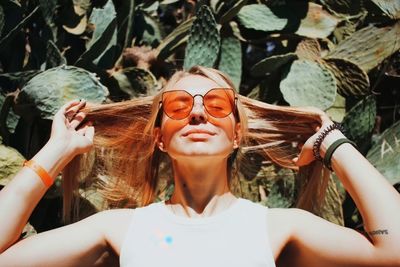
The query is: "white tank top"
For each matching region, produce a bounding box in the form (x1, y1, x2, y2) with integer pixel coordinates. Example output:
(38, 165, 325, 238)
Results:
(120, 197, 276, 267)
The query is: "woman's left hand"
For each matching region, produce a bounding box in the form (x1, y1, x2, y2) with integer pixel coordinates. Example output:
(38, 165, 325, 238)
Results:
(292, 109, 335, 167)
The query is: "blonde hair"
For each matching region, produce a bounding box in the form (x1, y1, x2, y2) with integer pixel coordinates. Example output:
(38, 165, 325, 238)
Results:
(62, 65, 329, 223)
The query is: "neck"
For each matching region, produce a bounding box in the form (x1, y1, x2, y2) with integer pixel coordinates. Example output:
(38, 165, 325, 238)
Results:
(167, 158, 237, 217)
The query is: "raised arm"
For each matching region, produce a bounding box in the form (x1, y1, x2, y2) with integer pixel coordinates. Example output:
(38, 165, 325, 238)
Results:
(0, 100, 124, 265)
(278, 114, 400, 266)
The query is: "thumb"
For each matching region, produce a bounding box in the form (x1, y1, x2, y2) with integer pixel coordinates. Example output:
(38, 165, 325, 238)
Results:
(293, 143, 316, 167)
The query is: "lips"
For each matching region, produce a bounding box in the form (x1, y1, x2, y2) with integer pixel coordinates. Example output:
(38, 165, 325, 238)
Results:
(182, 129, 216, 137)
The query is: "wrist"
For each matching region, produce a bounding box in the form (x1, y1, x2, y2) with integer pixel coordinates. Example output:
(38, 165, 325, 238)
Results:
(320, 130, 346, 158)
(32, 140, 74, 178)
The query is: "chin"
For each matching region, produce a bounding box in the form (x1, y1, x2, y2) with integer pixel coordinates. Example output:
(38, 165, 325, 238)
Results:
(170, 144, 232, 160)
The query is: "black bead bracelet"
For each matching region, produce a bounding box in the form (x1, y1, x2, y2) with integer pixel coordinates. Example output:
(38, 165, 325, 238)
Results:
(312, 122, 345, 162)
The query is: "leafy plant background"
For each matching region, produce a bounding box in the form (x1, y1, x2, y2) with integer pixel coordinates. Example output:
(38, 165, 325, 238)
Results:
(0, 0, 399, 239)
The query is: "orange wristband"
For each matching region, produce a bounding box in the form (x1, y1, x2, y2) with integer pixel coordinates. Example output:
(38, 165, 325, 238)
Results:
(23, 160, 54, 187)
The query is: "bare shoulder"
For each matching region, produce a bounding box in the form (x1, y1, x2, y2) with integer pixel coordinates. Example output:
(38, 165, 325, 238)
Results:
(266, 208, 303, 260)
(92, 208, 135, 256)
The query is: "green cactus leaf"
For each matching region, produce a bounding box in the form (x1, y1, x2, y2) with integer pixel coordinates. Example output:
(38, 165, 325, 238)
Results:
(46, 40, 67, 69)
(251, 53, 298, 76)
(15, 65, 108, 120)
(370, 0, 400, 19)
(296, 3, 340, 39)
(0, 6, 39, 50)
(342, 95, 376, 144)
(0, 143, 24, 186)
(328, 22, 400, 72)
(135, 10, 163, 46)
(320, 0, 363, 16)
(237, 4, 287, 32)
(219, 0, 248, 25)
(0, 6, 4, 37)
(325, 93, 346, 122)
(87, 0, 116, 49)
(366, 120, 400, 185)
(78, 0, 116, 65)
(38, 0, 58, 38)
(323, 58, 370, 96)
(0, 94, 20, 134)
(156, 17, 194, 61)
(237, 3, 339, 38)
(111, 67, 158, 98)
(218, 36, 242, 89)
(295, 38, 321, 61)
(280, 60, 337, 110)
(0, 70, 41, 91)
(183, 5, 220, 70)
(76, 18, 117, 65)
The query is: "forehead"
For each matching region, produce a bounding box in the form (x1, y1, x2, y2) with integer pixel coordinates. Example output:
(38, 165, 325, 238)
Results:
(165, 74, 226, 95)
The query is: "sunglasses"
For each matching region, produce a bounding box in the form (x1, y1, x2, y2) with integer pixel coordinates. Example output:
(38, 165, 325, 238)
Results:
(159, 88, 237, 120)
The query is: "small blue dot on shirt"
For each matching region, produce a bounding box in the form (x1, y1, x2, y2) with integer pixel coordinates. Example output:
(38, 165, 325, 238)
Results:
(164, 235, 173, 244)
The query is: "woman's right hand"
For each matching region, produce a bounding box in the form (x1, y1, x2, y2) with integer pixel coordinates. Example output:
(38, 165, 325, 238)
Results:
(49, 99, 95, 157)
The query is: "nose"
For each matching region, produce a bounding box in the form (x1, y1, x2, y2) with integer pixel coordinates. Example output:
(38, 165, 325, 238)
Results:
(188, 95, 208, 124)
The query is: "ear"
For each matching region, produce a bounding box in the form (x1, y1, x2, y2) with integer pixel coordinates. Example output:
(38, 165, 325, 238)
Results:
(233, 122, 242, 149)
(154, 127, 167, 152)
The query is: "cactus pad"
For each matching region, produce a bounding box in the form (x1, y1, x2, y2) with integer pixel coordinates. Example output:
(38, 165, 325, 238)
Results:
(328, 22, 400, 72)
(16, 65, 108, 120)
(183, 5, 220, 70)
(252, 53, 298, 76)
(112, 67, 158, 98)
(342, 95, 376, 144)
(237, 4, 287, 32)
(366, 120, 400, 185)
(295, 3, 340, 39)
(370, 0, 400, 19)
(218, 36, 242, 89)
(280, 60, 337, 110)
(323, 58, 370, 96)
(0, 143, 24, 186)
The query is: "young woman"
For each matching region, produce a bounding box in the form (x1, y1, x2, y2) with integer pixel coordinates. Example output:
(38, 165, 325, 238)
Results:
(0, 66, 399, 266)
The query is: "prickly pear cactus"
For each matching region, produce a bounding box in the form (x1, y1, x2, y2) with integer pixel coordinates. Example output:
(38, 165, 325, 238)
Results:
(237, 4, 287, 32)
(218, 36, 242, 89)
(342, 95, 376, 144)
(183, 5, 220, 70)
(370, 0, 400, 19)
(252, 53, 298, 76)
(367, 120, 400, 185)
(280, 60, 337, 110)
(15, 65, 108, 120)
(319, 0, 363, 16)
(0, 142, 25, 186)
(323, 58, 370, 96)
(112, 67, 159, 98)
(328, 22, 400, 72)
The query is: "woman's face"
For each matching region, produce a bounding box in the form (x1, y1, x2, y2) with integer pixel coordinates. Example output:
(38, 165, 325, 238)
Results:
(156, 74, 240, 161)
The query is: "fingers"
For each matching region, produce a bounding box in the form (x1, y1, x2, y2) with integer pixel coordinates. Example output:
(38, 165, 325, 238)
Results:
(64, 100, 86, 121)
(56, 99, 81, 117)
(69, 111, 87, 129)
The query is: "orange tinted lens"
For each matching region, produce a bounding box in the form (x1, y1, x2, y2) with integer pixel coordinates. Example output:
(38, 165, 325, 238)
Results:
(162, 91, 193, 119)
(204, 89, 235, 118)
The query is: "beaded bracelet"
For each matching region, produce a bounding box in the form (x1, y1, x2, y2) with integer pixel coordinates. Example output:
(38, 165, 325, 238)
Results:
(312, 122, 345, 161)
(323, 138, 357, 171)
